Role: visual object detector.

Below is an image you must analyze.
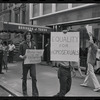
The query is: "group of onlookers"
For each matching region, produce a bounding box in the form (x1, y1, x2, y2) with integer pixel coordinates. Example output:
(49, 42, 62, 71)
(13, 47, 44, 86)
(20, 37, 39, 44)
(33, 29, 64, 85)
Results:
(0, 39, 15, 74)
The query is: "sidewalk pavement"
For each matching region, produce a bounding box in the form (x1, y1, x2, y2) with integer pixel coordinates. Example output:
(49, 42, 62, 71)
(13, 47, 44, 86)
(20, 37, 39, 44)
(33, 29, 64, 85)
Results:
(0, 61, 100, 97)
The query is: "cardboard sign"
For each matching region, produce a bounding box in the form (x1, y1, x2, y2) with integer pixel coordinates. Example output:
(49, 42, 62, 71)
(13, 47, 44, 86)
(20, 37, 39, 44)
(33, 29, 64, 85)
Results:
(24, 49, 44, 64)
(51, 32, 79, 61)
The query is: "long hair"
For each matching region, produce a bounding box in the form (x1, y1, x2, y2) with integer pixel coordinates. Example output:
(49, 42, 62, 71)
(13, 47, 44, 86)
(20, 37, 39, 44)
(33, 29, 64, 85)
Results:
(24, 31, 33, 40)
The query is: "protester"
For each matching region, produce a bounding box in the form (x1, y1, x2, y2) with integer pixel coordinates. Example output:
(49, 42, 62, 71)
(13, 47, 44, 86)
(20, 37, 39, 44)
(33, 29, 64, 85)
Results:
(53, 61, 72, 97)
(53, 28, 73, 97)
(0, 39, 4, 74)
(45, 38, 50, 65)
(2, 41, 8, 70)
(19, 31, 39, 96)
(8, 41, 15, 63)
(80, 36, 100, 92)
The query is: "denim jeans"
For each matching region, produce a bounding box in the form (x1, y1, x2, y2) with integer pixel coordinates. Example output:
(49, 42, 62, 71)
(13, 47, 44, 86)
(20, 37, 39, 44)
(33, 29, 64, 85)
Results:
(22, 64, 39, 96)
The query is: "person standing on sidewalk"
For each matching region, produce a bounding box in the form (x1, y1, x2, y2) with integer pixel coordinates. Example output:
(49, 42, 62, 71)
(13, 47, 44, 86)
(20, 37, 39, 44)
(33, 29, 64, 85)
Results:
(53, 27, 73, 97)
(53, 61, 72, 97)
(19, 31, 39, 96)
(2, 41, 8, 70)
(80, 36, 100, 92)
(8, 41, 15, 63)
(0, 39, 4, 74)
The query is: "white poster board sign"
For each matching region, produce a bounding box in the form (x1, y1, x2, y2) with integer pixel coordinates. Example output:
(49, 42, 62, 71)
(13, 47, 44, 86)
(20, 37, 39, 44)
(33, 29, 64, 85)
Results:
(51, 32, 79, 62)
(24, 49, 44, 64)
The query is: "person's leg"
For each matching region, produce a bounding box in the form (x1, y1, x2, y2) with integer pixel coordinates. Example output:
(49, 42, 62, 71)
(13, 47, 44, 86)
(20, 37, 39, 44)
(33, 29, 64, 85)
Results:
(88, 63, 100, 89)
(22, 64, 29, 96)
(11, 51, 14, 62)
(30, 64, 39, 96)
(80, 63, 90, 86)
(9, 51, 11, 63)
(54, 68, 71, 96)
(0, 58, 3, 74)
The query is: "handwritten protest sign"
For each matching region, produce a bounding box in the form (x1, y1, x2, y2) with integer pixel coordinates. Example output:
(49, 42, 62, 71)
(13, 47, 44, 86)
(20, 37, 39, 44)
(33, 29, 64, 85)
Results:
(24, 49, 44, 64)
(51, 32, 79, 61)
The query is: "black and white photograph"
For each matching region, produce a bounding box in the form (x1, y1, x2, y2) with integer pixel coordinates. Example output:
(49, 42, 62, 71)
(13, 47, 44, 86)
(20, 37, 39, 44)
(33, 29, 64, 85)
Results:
(0, 3, 100, 97)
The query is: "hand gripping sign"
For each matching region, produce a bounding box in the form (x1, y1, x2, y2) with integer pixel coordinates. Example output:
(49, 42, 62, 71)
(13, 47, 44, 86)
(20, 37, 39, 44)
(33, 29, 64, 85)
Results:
(24, 49, 44, 64)
(51, 32, 79, 62)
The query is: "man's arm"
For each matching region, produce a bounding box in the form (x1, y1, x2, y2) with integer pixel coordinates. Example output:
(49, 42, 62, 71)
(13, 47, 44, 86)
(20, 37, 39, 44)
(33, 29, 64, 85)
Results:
(19, 43, 26, 60)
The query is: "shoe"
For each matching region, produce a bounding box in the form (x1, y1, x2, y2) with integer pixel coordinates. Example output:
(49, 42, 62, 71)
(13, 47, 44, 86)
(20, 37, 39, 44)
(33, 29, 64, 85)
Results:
(80, 83, 88, 87)
(93, 88, 100, 92)
(0, 72, 4, 74)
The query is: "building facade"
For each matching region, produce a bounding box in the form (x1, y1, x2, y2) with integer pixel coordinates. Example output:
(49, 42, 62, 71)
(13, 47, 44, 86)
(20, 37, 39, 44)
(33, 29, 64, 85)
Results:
(0, 3, 52, 61)
(29, 3, 100, 66)
(0, 3, 29, 24)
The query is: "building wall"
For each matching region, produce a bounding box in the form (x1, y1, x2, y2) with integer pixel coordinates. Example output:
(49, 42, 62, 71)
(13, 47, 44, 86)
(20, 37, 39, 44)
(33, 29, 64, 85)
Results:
(30, 3, 99, 26)
(0, 3, 29, 24)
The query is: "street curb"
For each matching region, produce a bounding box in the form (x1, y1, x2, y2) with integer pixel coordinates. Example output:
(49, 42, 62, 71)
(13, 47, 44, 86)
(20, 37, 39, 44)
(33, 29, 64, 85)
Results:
(0, 80, 23, 96)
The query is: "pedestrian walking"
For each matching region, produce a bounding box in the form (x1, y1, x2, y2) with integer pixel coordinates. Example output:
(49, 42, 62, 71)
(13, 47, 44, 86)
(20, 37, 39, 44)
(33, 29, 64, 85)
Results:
(19, 30, 39, 96)
(0, 39, 4, 74)
(80, 36, 100, 92)
(2, 41, 8, 71)
(8, 41, 15, 63)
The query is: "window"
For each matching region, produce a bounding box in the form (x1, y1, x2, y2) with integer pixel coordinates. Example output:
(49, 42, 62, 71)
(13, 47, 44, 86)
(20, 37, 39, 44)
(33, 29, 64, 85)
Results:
(15, 13, 20, 23)
(33, 3, 40, 17)
(43, 3, 52, 15)
(9, 3, 13, 7)
(72, 3, 86, 8)
(0, 3, 2, 12)
(4, 3, 8, 10)
(8, 10, 11, 22)
(56, 3, 68, 11)
(22, 10, 26, 24)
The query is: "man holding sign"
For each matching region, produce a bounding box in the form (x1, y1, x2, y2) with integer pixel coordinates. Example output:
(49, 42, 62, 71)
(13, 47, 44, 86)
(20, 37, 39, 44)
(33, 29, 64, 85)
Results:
(52, 27, 80, 96)
(19, 31, 39, 96)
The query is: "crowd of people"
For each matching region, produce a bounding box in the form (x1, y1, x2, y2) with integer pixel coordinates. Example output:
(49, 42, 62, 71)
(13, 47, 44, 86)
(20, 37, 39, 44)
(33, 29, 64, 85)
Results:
(0, 39, 15, 74)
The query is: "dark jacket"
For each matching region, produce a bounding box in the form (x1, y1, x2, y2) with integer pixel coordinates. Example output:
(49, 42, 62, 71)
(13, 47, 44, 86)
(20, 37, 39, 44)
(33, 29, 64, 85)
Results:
(19, 41, 36, 56)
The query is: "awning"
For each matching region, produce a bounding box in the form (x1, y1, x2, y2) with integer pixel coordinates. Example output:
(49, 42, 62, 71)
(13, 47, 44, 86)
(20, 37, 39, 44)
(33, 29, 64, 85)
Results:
(0, 21, 52, 33)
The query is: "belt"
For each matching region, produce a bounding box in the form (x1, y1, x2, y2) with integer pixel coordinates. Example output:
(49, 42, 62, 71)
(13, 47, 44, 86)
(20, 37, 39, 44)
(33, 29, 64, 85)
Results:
(60, 65, 70, 70)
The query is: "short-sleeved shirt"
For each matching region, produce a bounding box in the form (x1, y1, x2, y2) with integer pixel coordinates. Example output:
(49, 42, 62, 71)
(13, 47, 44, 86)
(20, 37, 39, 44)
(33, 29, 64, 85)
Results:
(8, 44, 15, 51)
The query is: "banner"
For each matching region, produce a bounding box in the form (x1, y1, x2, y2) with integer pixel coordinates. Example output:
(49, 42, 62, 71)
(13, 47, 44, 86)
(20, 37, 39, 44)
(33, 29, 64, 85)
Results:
(51, 32, 79, 62)
(24, 49, 44, 64)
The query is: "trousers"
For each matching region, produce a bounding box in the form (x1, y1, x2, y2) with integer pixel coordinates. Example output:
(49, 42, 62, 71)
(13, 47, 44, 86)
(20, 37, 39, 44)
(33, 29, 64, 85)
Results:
(56, 66, 72, 96)
(83, 63, 100, 89)
(22, 64, 39, 96)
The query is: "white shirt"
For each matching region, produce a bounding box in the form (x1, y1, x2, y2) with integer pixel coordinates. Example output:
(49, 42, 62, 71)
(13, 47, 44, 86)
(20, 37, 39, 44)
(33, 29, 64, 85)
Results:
(8, 44, 15, 51)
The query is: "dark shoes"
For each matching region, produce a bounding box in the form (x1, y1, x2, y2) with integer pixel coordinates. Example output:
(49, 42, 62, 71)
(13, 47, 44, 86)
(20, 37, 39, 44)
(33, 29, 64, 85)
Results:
(0, 72, 4, 74)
